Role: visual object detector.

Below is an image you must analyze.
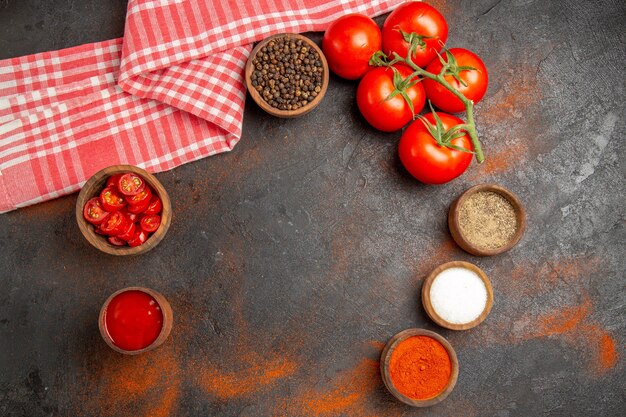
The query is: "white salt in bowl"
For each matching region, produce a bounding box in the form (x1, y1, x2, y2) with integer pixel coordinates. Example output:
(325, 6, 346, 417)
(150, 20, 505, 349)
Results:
(422, 261, 493, 330)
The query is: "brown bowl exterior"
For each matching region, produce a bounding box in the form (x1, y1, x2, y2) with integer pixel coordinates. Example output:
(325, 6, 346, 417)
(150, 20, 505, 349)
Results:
(422, 261, 494, 331)
(448, 184, 526, 256)
(99, 287, 173, 355)
(245, 33, 329, 118)
(380, 328, 459, 407)
(76, 165, 171, 255)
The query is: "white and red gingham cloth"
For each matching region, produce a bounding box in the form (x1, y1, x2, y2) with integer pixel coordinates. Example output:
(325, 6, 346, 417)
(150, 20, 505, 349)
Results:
(0, 0, 402, 213)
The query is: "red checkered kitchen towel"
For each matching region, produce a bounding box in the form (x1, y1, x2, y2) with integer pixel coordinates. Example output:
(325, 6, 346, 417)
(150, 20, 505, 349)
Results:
(0, 0, 403, 213)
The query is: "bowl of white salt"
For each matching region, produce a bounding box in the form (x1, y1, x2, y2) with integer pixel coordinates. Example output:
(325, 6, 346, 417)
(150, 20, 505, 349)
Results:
(422, 261, 493, 331)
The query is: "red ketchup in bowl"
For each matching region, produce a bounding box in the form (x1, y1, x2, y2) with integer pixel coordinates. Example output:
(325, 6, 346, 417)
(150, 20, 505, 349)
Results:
(104, 290, 163, 351)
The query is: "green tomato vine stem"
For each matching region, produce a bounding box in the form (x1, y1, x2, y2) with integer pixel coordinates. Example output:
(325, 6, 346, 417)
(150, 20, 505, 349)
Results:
(408, 63, 483, 163)
(370, 42, 485, 163)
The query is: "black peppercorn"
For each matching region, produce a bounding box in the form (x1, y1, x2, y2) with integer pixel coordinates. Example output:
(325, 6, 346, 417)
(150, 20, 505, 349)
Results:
(251, 35, 324, 111)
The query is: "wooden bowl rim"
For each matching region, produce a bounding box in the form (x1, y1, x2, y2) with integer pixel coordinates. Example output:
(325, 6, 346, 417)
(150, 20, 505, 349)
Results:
(244, 33, 329, 118)
(98, 286, 173, 355)
(448, 183, 526, 256)
(421, 261, 494, 331)
(380, 328, 459, 407)
(75, 165, 172, 256)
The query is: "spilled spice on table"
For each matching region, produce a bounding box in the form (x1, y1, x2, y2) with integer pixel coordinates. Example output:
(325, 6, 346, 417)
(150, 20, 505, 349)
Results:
(198, 353, 298, 400)
(598, 333, 618, 371)
(472, 293, 620, 376)
(495, 256, 601, 298)
(273, 358, 381, 417)
(75, 344, 181, 417)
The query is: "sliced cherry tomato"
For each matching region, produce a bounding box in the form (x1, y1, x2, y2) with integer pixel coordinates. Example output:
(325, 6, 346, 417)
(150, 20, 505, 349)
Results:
(118, 173, 146, 196)
(100, 186, 126, 212)
(127, 229, 148, 247)
(382, 2, 448, 68)
(116, 219, 136, 241)
(99, 211, 129, 236)
(125, 186, 152, 207)
(322, 14, 382, 80)
(127, 202, 150, 214)
(140, 214, 161, 233)
(124, 210, 139, 222)
(106, 174, 123, 188)
(83, 197, 110, 225)
(107, 236, 127, 246)
(143, 195, 162, 215)
(95, 227, 107, 236)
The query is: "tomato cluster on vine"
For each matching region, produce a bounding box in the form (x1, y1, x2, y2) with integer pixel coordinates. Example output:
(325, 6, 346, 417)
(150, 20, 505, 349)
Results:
(322, 2, 489, 184)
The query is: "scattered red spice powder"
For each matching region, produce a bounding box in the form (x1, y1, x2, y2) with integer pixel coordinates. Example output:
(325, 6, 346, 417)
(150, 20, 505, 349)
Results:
(483, 256, 619, 375)
(76, 344, 182, 417)
(529, 297, 620, 376)
(302, 358, 378, 415)
(479, 64, 541, 126)
(475, 142, 529, 177)
(198, 355, 298, 400)
(495, 256, 601, 298)
(272, 357, 382, 417)
(406, 238, 461, 284)
(144, 386, 179, 417)
(388, 336, 451, 400)
(477, 293, 620, 376)
(537, 298, 591, 336)
(597, 332, 618, 371)
(468, 61, 543, 177)
(367, 340, 386, 350)
(427, 0, 452, 15)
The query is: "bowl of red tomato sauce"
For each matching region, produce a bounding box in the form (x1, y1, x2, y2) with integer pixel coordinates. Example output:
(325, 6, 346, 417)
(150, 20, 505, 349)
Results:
(99, 287, 173, 354)
(76, 165, 171, 255)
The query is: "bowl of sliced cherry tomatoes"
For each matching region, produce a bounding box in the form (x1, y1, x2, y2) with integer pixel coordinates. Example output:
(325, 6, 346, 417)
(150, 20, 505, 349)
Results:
(76, 165, 171, 255)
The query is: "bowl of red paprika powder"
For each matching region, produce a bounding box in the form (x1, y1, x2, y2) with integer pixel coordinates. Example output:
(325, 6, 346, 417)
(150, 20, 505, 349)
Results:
(99, 287, 173, 355)
(380, 328, 459, 407)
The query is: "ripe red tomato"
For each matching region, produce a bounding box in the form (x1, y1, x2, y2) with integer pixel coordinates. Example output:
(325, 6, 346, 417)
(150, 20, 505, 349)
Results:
(143, 196, 162, 215)
(125, 187, 152, 213)
(322, 14, 382, 80)
(118, 173, 146, 196)
(423, 48, 488, 113)
(107, 236, 127, 246)
(128, 229, 148, 247)
(140, 214, 161, 233)
(382, 2, 448, 68)
(116, 219, 136, 241)
(106, 174, 123, 188)
(83, 197, 109, 225)
(125, 211, 139, 222)
(100, 186, 126, 212)
(86, 173, 159, 248)
(99, 211, 129, 236)
(356, 64, 425, 132)
(398, 112, 473, 184)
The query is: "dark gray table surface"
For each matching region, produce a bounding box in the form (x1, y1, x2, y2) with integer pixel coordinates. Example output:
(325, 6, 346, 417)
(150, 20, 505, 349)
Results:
(1, 1, 624, 416)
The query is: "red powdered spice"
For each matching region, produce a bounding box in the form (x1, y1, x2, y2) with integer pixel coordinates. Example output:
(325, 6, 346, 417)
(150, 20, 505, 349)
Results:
(389, 336, 452, 400)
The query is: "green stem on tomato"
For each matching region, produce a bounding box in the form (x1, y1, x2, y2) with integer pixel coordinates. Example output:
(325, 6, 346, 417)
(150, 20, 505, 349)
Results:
(371, 47, 485, 163)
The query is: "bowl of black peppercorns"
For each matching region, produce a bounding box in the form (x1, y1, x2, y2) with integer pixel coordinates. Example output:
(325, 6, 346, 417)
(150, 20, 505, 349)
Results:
(245, 33, 329, 118)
